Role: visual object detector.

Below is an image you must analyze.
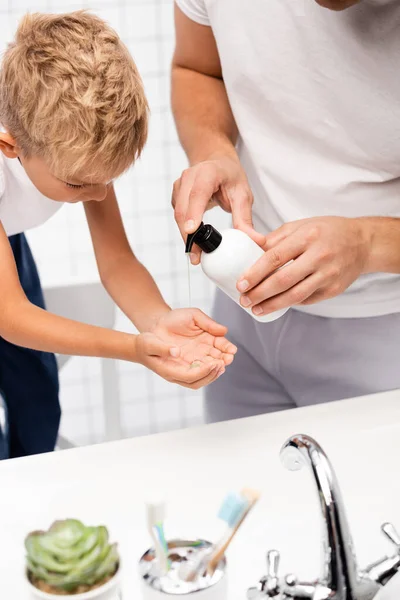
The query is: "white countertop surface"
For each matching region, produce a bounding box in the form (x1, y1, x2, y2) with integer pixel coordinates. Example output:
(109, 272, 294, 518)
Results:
(1, 390, 400, 598)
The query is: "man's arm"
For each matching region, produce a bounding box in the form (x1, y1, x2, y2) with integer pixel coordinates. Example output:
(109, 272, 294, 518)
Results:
(363, 217, 400, 274)
(84, 185, 170, 332)
(171, 4, 266, 261)
(237, 216, 400, 317)
(172, 5, 237, 165)
(172, 4, 400, 316)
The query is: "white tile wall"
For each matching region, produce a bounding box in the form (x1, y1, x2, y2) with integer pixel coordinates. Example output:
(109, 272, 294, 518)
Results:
(1, 0, 230, 447)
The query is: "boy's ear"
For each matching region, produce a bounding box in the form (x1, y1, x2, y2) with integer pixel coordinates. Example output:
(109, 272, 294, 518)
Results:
(0, 132, 19, 159)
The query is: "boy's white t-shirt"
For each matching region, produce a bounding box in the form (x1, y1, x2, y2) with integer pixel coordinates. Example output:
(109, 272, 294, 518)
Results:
(176, 0, 400, 318)
(0, 153, 63, 237)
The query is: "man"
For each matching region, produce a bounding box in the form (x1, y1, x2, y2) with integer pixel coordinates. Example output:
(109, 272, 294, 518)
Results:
(171, 0, 400, 422)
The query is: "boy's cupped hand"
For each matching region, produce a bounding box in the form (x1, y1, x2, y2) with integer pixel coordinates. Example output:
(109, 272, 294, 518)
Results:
(136, 308, 237, 389)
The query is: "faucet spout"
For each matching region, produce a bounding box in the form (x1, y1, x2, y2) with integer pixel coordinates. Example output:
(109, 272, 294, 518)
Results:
(248, 433, 398, 600)
(280, 435, 379, 600)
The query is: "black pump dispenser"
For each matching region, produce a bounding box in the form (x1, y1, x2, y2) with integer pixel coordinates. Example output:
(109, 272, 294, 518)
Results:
(185, 222, 223, 254)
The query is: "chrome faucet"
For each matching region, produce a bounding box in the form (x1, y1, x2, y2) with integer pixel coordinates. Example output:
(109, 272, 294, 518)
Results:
(248, 434, 400, 600)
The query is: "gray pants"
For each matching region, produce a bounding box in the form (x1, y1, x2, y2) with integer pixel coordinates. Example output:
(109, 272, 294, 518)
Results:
(205, 290, 400, 423)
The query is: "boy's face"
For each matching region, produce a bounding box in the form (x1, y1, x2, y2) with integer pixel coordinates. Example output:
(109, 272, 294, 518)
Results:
(0, 133, 111, 203)
(21, 154, 111, 204)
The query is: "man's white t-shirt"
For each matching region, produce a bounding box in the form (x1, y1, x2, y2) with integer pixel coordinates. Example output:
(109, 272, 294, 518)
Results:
(0, 153, 62, 237)
(176, 0, 400, 318)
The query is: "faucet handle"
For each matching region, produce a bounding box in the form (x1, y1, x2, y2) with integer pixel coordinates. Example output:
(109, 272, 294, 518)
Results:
(382, 523, 400, 551)
(263, 550, 280, 596)
(247, 585, 265, 599)
(246, 550, 281, 599)
(266, 550, 280, 579)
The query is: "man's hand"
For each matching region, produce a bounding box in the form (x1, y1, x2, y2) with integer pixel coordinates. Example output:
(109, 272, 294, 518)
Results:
(172, 155, 266, 264)
(237, 216, 373, 316)
(136, 308, 237, 390)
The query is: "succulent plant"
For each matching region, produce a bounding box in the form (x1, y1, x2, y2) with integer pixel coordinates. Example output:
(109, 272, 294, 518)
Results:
(25, 519, 119, 593)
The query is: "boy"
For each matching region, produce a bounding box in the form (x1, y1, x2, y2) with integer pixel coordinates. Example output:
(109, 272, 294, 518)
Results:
(0, 11, 236, 459)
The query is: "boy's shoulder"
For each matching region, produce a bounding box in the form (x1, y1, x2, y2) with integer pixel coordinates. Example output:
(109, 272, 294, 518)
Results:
(0, 155, 62, 237)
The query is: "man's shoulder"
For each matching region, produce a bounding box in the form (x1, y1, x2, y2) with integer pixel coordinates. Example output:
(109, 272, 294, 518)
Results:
(175, 0, 210, 26)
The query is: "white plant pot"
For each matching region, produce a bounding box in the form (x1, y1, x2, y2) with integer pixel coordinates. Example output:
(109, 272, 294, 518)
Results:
(26, 567, 121, 600)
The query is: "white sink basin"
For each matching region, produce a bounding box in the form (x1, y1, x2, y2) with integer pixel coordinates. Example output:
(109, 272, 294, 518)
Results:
(0, 391, 400, 599)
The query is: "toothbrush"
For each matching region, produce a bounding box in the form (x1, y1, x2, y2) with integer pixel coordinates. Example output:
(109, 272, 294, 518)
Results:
(147, 501, 170, 575)
(206, 488, 260, 577)
(183, 490, 253, 582)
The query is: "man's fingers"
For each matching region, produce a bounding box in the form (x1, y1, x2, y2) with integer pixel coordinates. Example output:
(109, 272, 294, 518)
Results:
(174, 167, 222, 264)
(250, 273, 323, 316)
(264, 229, 289, 250)
(264, 221, 305, 250)
(231, 184, 254, 227)
(300, 288, 330, 305)
(240, 223, 268, 249)
(173, 168, 197, 239)
(237, 231, 307, 293)
(171, 177, 180, 209)
(230, 184, 266, 248)
(240, 253, 315, 307)
(184, 172, 219, 234)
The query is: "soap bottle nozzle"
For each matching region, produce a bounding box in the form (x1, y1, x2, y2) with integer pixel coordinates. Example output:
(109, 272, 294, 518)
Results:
(185, 222, 206, 253)
(185, 222, 222, 254)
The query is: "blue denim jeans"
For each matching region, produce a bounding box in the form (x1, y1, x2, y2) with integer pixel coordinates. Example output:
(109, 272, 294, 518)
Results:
(0, 234, 60, 459)
(0, 394, 8, 460)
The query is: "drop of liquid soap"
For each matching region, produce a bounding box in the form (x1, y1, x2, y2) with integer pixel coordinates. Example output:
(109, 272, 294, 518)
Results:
(186, 253, 192, 308)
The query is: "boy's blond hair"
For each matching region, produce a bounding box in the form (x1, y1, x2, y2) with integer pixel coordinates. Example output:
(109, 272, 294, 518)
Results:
(0, 11, 148, 181)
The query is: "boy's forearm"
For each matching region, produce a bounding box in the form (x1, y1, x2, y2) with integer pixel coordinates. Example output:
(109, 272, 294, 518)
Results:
(1, 299, 138, 362)
(100, 254, 171, 332)
(85, 187, 170, 332)
(171, 65, 239, 164)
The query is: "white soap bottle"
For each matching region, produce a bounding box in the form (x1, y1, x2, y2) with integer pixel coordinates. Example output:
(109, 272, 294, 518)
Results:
(185, 223, 289, 323)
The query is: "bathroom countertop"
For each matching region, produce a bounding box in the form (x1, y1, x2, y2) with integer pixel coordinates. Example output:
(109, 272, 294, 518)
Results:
(1, 389, 400, 598)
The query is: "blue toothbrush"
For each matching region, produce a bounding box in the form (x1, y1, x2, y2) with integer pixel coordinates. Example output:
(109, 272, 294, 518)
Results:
(183, 491, 252, 582)
(207, 488, 260, 576)
(217, 491, 250, 530)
